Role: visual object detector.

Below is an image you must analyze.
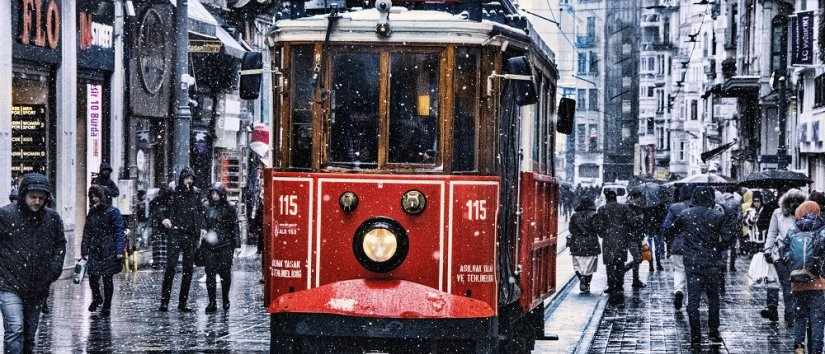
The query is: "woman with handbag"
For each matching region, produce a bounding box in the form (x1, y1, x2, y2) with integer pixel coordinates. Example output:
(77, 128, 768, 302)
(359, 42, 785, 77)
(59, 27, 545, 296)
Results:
(202, 184, 241, 313)
(81, 185, 126, 316)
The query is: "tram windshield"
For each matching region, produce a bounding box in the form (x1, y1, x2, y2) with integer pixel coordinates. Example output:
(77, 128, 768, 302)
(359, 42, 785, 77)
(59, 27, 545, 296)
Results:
(330, 52, 381, 167)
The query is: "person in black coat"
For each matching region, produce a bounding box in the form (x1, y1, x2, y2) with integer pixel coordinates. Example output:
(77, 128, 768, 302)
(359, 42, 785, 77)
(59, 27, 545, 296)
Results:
(159, 168, 206, 312)
(661, 184, 694, 311)
(149, 185, 172, 270)
(568, 196, 600, 294)
(0, 173, 66, 353)
(666, 186, 737, 346)
(202, 184, 241, 313)
(594, 189, 636, 306)
(91, 162, 120, 203)
(81, 185, 126, 316)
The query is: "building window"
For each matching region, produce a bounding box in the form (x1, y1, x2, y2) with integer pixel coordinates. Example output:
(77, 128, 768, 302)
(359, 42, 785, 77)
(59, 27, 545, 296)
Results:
(663, 16, 670, 43)
(657, 127, 665, 149)
(647, 118, 655, 135)
(578, 164, 599, 178)
(648, 57, 655, 72)
(589, 89, 599, 111)
(703, 32, 709, 57)
(587, 17, 596, 37)
(576, 123, 587, 151)
(589, 51, 598, 75)
(679, 141, 686, 161)
(588, 124, 598, 152)
(771, 16, 788, 74)
(690, 100, 698, 120)
(577, 89, 587, 110)
(577, 52, 587, 74)
(815, 74, 825, 108)
(647, 86, 655, 97)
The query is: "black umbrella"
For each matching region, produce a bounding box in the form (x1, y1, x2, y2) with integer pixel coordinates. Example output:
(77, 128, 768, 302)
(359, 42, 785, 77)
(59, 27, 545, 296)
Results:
(739, 170, 811, 189)
(670, 173, 732, 186)
(629, 182, 663, 208)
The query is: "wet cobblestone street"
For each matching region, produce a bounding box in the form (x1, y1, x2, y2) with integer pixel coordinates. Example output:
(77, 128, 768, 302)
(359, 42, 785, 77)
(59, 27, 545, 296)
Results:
(587, 257, 795, 353)
(29, 256, 269, 352)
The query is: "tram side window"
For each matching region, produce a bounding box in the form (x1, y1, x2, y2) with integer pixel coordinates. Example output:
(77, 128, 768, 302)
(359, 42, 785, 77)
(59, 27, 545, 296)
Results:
(290, 45, 315, 168)
(389, 53, 440, 164)
(329, 52, 380, 167)
(453, 48, 479, 171)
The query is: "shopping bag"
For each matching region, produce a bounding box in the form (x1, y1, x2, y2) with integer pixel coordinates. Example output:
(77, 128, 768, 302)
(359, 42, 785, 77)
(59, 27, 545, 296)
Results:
(641, 244, 653, 263)
(748, 252, 781, 289)
(72, 259, 87, 284)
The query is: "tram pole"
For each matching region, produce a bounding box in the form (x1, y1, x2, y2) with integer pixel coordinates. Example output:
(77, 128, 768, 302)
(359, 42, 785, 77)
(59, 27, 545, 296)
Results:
(173, 0, 191, 178)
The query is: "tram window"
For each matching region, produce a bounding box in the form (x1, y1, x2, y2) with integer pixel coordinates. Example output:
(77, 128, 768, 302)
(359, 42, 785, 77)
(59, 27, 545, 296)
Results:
(389, 52, 440, 164)
(290, 45, 315, 169)
(453, 48, 479, 171)
(329, 52, 380, 167)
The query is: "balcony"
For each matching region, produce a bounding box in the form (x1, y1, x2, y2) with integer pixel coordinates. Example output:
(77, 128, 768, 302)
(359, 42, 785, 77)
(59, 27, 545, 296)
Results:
(576, 34, 597, 48)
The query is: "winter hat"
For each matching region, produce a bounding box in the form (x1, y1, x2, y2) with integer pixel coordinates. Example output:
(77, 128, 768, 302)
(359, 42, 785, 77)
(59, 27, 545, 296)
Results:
(795, 201, 821, 220)
(18, 173, 51, 201)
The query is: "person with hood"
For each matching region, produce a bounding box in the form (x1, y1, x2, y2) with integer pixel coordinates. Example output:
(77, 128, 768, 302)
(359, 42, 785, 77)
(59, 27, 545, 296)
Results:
(785, 201, 825, 354)
(91, 162, 120, 202)
(667, 186, 736, 346)
(761, 188, 806, 326)
(0, 173, 66, 353)
(594, 189, 635, 306)
(159, 168, 206, 312)
(568, 196, 601, 294)
(149, 185, 172, 270)
(661, 184, 694, 311)
(81, 185, 126, 316)
(202, 184, 241, 312)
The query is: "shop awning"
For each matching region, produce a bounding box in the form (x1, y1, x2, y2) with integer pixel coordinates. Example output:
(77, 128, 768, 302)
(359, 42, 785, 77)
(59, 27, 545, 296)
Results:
(169, 0, 218, 38)
(170, 0, 248, 59)
(215, 26, 247, 59)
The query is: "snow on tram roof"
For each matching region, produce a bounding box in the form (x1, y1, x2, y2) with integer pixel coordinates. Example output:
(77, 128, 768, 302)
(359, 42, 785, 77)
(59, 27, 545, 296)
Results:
(270, 8, 525, 46)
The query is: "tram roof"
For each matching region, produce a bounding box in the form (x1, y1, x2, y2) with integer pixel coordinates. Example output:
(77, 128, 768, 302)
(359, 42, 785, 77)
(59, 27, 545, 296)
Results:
(268, 7, 555, 66)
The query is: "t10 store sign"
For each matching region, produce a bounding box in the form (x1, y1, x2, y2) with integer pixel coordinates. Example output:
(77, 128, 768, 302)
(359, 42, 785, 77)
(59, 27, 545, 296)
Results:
(18, 0, 61, 49)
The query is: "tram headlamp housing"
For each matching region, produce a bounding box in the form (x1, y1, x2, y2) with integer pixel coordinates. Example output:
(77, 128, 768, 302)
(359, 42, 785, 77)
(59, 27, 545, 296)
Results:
(353, 218, 409, 273)
(401, 190, 426, 215)
(339, 191, 359, 212)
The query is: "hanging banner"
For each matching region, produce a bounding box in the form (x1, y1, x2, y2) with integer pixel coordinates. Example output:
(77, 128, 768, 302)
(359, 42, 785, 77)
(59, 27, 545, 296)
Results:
(793, 11, 815, 65)
(86, 84, 103, 193)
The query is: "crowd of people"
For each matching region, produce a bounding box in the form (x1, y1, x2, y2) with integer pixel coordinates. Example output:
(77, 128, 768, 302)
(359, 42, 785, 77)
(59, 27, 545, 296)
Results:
(568, 182, 825, 352)
(0, 165, 259, 353)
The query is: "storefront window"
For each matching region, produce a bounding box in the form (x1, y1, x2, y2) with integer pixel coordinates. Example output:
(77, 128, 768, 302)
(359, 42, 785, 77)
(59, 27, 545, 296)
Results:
(290, 45, 315, 168)
(329, 52, 380, 167)
(388, 52, 440, 164)
(453, 48, 479, 171)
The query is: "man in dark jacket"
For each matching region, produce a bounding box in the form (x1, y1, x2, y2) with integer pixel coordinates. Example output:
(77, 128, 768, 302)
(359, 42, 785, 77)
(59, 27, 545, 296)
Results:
(0, 173, 67, 353)
(595, 189, 635, 306)
(159, 168, 206, 312)
(661, 184, 695, 311)
(91, 162, 120, 203)
(666, 186, 736, 346)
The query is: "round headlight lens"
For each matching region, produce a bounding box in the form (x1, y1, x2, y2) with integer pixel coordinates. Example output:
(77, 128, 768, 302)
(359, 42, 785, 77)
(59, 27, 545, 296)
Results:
(401, 190, 426, 215)
(361, 228, 398, 263)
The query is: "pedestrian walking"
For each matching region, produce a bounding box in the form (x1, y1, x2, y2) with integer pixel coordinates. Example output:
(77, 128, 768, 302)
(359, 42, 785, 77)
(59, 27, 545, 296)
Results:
(594, 189, 635, 306)
(159, 168, 206, 312)
(568, 196, 601, 294)
(784, 201, 825, 354)
(81, 185, 126, 317)
(716, 190, 743, 295)
(661, 184, 694, 312)
(762, 189, 806, 326)
(0, 173, 67, 353)
(91, 162, 120, 203)
(627, 190, 647, 289)
(667, 186, 736, 346)
(202, 184, 240, 313)
(743, 191, 768, 254)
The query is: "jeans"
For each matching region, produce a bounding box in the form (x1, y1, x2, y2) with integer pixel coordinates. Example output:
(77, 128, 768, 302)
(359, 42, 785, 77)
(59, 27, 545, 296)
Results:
(671, 255, 686, 294)
(647, 234, 665, 265)
(161, 236, 196, 307)
(0, 291, 41, 354)
(88, 274, 114, 308)
(686, 265, 722, 339)
(767, 261, 796, 321)
(793, 291, 825, 353)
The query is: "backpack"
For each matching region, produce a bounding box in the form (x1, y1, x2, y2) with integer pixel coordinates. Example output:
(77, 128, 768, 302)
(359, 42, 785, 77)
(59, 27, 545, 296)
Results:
(785, 229, 824, 283)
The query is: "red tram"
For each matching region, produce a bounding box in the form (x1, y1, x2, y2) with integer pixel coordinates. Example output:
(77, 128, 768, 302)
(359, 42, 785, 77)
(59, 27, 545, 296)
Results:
(261, 2, 574, 352)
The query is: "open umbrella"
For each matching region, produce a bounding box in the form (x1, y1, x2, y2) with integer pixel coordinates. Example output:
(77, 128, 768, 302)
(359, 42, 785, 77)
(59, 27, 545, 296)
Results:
(629, 182, 663, 208)
(671, 173, 731, 185)
(739, 170, 811, 189)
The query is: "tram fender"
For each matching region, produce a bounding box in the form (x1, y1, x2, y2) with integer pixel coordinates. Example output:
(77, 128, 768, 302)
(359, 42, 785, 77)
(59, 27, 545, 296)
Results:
(269, 279, 495, 319)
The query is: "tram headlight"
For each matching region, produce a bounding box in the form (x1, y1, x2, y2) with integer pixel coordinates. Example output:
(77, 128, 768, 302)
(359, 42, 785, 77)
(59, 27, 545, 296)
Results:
(353, 218, 409, 273)
(401, 190, 426, 215)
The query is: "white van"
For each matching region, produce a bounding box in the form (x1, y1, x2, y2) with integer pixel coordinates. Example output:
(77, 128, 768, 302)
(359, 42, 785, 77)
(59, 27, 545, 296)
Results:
(597, 183, 628, 207)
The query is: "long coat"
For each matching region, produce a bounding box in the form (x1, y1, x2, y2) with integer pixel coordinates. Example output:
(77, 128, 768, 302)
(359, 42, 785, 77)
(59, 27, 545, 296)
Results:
(569, 206, 601, 257)
(202, 198, 240, 271)
(82, 205, 126, 276)
(594, 201, 635, 265)
(0, 173, 67, 301)
(164, 168, 206, 242)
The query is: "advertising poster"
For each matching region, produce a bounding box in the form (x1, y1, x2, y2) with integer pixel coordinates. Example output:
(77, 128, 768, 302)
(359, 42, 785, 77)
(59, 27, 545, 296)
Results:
(11, 105, 48, 181)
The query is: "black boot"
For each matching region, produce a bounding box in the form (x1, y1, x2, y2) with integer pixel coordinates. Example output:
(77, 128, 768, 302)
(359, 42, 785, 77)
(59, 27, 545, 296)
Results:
(205, 302, 217, 313)
(674, 291, 684, 311)
(88, 298, 103, 312)
(760, 306, 779, 322)
(223, 300, 231, 311)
